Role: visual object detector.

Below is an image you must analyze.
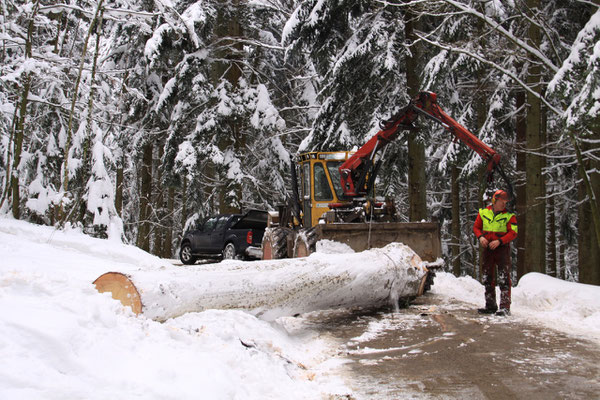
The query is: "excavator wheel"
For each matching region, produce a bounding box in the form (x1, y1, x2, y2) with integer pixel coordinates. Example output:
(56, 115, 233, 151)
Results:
(293, 227, 318, 258)
(262, 227, 290, 259)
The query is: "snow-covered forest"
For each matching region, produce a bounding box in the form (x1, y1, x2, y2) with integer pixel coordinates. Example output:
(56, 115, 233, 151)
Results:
(1, 0, 599, 284)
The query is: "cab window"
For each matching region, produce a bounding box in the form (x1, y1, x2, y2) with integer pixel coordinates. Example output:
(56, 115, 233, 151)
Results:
(314, 162, 333, 201)
(302, 163, 310, 199)
(326, 161, 345, 199)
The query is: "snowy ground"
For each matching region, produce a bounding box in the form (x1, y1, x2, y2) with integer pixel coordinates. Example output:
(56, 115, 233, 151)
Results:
(1, 217, 599, 399)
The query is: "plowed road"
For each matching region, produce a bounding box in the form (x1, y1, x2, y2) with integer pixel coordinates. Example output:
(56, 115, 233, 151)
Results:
(302, 293, 600, 400)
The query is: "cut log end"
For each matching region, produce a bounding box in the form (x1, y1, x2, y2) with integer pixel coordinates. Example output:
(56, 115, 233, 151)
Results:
(93, 272, 143, 315)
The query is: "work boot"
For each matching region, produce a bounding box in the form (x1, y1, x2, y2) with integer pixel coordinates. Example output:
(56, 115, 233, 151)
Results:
(495, 309, 511, 317)
(477, 307, 498, 314)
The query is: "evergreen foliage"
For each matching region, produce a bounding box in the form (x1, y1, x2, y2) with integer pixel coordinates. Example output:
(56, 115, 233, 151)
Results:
(0, 0, 598, 283)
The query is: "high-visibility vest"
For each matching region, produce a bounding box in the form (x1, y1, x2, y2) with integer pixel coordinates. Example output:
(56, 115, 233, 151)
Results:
(478, 208, 518, 234)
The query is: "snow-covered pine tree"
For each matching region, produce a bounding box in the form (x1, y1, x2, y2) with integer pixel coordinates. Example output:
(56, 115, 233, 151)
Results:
(548, 7, 600, 284)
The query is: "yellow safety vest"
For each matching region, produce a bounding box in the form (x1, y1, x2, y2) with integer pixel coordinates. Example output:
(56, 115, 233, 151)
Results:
(478, 208, 518, 234)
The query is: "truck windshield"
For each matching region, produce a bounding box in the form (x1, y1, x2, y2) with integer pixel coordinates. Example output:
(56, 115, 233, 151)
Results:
(326, 161, 346, 199)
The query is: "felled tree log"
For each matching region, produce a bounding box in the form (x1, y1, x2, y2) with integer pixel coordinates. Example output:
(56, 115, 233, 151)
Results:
(93, 243, 428, 321)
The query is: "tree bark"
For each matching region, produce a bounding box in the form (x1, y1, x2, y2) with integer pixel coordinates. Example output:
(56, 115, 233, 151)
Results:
(405, 9, 427, 222)
(137, 142, 153, 251)
(451, 164, 461, 276)
(10, 77, 31, 219)
(516, 91, 527, 280)
(181, 176, 188, 231)
(7, 0, 40, 218)
(548, 192, 557, 277)
(524, 0, 546, 275)
(467, 179, 478, 280)
(152, 146, 165, 256)
(115, 161, 123, 217)
(164, 186, 175, 258)
(577, 133, 600, 285)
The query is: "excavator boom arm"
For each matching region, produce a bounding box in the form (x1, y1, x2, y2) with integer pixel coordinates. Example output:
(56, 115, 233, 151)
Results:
(339, 91, 510, 198)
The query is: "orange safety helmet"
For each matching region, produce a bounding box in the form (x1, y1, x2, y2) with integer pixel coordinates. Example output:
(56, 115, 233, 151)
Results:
(492, 189, 510, 203)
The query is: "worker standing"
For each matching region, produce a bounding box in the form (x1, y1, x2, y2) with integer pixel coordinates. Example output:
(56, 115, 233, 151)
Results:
(473, 190, 518, 316)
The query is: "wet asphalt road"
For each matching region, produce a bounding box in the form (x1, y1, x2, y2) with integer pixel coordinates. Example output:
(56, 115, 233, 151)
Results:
(302, 293, 600, 400)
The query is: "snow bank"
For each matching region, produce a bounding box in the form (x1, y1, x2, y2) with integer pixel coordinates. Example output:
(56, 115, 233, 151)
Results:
(431, 272, 600, 343)
(0, 218, 348, 399)
(513, 272, 600, 342)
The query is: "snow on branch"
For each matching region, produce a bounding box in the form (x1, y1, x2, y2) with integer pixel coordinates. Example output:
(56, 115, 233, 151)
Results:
(415, 32, 563, 116)
(442, 0, 559, 74)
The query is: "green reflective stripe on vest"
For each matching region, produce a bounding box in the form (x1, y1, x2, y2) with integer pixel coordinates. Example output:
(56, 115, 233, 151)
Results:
(479, 208, 515, 233)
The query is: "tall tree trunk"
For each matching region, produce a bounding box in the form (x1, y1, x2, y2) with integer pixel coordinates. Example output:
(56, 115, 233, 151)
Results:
(6, 0, 40, 218)
(515, 91, 527, 280)
(451, 164, 461, 276)
(213, 0, 243, 214)
(10, 78, 31, 219)
(164, 186, 175, 258)
(405, 9, 427, 222)
(467, 179, 478, 280)
(548, 192, 557, 277)
(474, 80, 488, 282)
(181, 176, 188, 231)
(0, 106, 18, 209)
(61, 0, 105, 221)
(79, 8, 104, 224)
(524, 0, 546, 275)
(153, 146, 165, 256)
(590, 129, 600, 284)
(577, 133, 600, 285)
(115, 159, 123, 217)
(137, 142, 153, 251)
(559, 226, 566, 280)
(477, 172, 486, 282)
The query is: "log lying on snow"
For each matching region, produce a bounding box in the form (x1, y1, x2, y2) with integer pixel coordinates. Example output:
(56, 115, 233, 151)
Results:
(93, 242, 428, 321)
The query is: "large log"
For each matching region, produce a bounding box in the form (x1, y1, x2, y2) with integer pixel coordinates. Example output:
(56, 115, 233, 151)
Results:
(93, 243, 427, 321)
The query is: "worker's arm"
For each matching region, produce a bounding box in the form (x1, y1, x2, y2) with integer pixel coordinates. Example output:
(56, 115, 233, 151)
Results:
(498, 214, 518, 245)
(473, 213, 489, 248)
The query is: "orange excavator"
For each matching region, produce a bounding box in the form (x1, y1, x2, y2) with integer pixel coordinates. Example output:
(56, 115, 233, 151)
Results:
(262, 92, 513, 286)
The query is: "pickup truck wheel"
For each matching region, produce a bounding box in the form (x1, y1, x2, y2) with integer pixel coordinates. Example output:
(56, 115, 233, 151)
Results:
(180, 243, 197, 265)
(222, 243, 237, 260)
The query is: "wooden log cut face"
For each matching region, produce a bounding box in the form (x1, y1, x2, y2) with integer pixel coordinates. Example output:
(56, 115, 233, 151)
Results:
(93, 272, 143, 315)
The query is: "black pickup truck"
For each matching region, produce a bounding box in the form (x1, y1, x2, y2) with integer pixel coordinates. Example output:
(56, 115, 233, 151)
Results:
(179, 209, 268, 264)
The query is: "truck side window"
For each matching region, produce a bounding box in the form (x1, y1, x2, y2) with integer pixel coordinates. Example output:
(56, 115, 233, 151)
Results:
(203, 217, 218, 232)
(215, 216, 229, 231)
(314, 163, 333, 201)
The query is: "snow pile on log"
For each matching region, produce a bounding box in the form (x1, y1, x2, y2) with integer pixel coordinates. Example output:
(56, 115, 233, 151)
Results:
(94, 242, 427, 321)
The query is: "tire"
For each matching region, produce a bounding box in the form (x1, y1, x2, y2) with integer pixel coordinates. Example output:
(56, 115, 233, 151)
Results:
(262, 227, 290, 259)
(293, 227, 318, 258)
(180, 243, 197, 265)
(222, 242, 237, 260)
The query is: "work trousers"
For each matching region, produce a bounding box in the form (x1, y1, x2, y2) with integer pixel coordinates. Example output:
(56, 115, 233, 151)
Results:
(481, 245, 512, 310)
